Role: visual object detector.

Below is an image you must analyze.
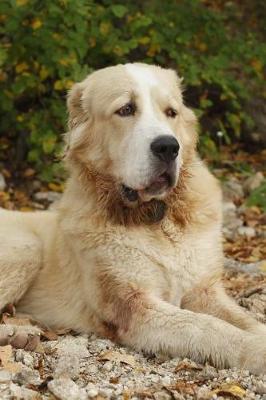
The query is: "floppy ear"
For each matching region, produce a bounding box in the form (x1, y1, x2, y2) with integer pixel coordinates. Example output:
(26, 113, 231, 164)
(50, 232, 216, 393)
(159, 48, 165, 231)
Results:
(67, 83, 85, 129)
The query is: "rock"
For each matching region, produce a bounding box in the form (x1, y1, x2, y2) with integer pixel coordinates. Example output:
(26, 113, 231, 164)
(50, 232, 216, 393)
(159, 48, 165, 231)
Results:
(200, 365, 218, 379)
(255, 382, 266, 397)
(34, 191, 62, 203)
(243, 172, 264, 194)
(103, 361, 113, 372)
(222, 201, 243, 240)
(154, 391, 172, 400)
(237, 226, 256, 238)
(13, 365, 42, 386)
(10, 382, 39, 400)
(55, 336, 89, 359)
(0, 173, 6, 191)
(99, 388, 113, 398)
(86, 383, 99, 398)
(222, 179, 244, 202)
(55, 354, 80, 379)
(48, 377, 87, 400)
(0, 370, 12, 383)
(160, 375, 171, 386)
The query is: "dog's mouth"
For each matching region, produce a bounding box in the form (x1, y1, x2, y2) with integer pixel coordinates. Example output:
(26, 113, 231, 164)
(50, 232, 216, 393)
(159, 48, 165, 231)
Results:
(121, 171, 175, 204)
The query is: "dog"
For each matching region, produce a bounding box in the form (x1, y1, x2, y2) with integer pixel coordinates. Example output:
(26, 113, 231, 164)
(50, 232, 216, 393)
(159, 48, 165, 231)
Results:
(0, 63, 265, 373)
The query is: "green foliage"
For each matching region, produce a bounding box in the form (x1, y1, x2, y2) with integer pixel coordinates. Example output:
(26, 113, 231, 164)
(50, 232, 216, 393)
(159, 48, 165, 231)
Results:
(246, 181, 266, 212)
(0, 0, 265, 179)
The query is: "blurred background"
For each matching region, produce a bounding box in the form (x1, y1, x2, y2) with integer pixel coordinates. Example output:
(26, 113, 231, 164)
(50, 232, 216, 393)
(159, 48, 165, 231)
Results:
(0, 0, 265, 261)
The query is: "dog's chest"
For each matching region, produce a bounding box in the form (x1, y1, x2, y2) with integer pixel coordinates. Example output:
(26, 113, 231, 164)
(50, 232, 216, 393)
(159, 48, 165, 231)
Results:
(128, 220, 220, 305)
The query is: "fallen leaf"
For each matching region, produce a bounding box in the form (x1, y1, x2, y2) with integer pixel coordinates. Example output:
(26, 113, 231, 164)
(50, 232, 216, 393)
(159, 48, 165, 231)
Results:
(48, 182, 64, 192)
(41, 330, 58, 341)
(2, 315, 32, 326)
(175, 360, 202, 372)
(99, 350, 136, 367)
(210, 383, 245, 399)
(168, 380, 196, 395)
(0, 345, 21, 373)
(259, 260, 266, 272)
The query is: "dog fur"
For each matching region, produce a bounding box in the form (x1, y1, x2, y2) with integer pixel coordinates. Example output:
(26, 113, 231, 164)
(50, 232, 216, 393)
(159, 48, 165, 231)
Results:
(0, 63, 266, 373)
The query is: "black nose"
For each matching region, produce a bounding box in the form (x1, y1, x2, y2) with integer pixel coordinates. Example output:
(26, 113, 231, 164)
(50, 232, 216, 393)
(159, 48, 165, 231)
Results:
(150, 136, 179, 163)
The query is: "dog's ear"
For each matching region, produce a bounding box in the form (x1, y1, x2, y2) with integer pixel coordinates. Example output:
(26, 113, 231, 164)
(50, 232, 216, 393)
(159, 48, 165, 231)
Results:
(67, 83, 85, 129)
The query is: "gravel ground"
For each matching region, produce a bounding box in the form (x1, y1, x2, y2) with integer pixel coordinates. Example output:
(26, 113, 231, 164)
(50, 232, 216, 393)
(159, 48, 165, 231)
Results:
(0, 179, 266, 400)
(0, 266, 265, 400)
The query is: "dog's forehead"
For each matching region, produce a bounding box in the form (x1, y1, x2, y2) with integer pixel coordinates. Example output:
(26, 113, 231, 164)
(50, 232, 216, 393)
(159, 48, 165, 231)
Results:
(125, 64, 159, 89)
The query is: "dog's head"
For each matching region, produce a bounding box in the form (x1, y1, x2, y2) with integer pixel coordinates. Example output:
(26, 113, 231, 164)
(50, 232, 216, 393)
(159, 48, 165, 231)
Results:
(65, 63, 198, 224)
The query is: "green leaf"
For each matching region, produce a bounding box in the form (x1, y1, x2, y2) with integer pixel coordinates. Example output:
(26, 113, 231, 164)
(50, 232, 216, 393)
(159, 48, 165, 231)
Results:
(111, 4, 127, 18)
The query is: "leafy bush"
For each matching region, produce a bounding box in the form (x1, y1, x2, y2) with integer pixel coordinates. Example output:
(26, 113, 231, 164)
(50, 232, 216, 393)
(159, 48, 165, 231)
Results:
(0, 0, 265, 179)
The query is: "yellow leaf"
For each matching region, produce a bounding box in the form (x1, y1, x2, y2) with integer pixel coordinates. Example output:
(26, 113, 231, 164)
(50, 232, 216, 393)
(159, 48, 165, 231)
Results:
(48, 182, 64, 192)
(89, 37, 96, 48)
(251, 59, 263, 73)
(139, 36, 150, 45)
(16, 115, 24, 122)
(15, 62, 29, 73)
(0, 345, 22, 373)
(54, 80, 64, 91)
(259, 260, 266, 272)
(40, 66, 49, 80)
(16, 0, 28, 5)
(31, 18, 42, 30)
(147, 43, 161, 57)
(100, 22, 111, 35)
(19, 206, 34, 212)
(210, 383, 245, 399)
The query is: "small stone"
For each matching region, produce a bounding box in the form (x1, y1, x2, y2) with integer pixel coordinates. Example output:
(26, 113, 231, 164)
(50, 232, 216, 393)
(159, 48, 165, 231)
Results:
(243, 172, 264, 194)
(237, 226, 256, 238)
(55, 354, 80, 379)
(56, 336, 89, 359)
(14, 365, 42, 386)
(99, 388, 113, 398)
(223, 179, 244, 202)
(34, 191, 62, 203)
(255, 381, 266, 395)
(160, 375, 171, 386)
(22, 353, 34, 368)
(87, 364, 98, 374)
(86, 383, 99, 398)
(0, 173, 6, 191)
(48, 377, 87, 400)
(103, 361, 113, 372)
(0, 370, 12, 383)
(10, 382, 38, 400)
(200, 365, 218, 379)
(154, 391, 172, 400)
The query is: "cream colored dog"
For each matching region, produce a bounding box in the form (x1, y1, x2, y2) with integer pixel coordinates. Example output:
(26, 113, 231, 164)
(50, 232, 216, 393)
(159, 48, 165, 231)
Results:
(0, 63, 266, 373)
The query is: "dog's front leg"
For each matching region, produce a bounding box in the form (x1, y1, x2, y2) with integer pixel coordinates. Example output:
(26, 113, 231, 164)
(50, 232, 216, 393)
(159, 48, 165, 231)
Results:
(93, 276, 266, 375)
(181, 279, 266, 336)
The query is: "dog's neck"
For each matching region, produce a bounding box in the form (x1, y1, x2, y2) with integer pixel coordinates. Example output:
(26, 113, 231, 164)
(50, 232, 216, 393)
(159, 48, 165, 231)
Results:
(62, 159, 193, 228)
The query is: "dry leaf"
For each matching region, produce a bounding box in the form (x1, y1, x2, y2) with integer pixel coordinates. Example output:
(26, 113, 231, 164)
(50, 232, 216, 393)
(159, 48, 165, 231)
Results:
(175, 360, 202, 372)
(259, 260, 266, 272)
(0, 344, 21, 373)
(99, 350, 136, 367)
(41, 330, 58, 341)
(210, 383, 245, 399)
(168, 380, 196, 395)
(2, 315, 32, 326)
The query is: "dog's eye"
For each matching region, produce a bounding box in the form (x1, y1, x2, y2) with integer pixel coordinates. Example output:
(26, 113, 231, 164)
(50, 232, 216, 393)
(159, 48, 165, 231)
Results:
(165, 107, 178, 118)
(115, 103, 136, 117)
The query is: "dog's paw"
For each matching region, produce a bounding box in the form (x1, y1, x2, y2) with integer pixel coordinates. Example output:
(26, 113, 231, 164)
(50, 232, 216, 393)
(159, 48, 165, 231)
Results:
(0, 324, 41, 351)
(238, 336, 266, 375)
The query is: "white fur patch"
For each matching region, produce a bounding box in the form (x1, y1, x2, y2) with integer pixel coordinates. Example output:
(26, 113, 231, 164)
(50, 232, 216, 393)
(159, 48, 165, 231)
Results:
(125, 64, 158, 89)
